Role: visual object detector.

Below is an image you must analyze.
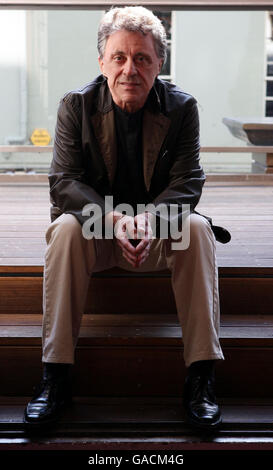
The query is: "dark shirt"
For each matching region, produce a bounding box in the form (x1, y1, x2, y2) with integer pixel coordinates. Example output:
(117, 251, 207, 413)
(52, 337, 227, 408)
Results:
(112, 103, 150, 215)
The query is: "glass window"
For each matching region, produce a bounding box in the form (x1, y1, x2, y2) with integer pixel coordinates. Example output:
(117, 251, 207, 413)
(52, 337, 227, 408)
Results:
(153, 11, 172, 81)
(160, 45, 171, 76)
(266, 100, 273, 116)
(153, 10, 172, 40)
(266, 80, 273, 96)
(0, 8, 269, 174)
(267, 64, 273, 76)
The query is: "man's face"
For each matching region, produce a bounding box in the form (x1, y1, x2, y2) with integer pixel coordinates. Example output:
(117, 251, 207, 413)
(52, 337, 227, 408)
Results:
(98, 30, 163, 113)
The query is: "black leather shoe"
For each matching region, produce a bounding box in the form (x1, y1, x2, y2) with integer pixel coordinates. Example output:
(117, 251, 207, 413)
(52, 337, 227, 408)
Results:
(183, 361, 222, 430)
(23, 363, 72, 430)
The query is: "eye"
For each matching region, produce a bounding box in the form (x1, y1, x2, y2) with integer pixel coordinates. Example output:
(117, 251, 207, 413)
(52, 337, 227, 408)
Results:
(135, 55, 151, 66)
(136, 56, 145, 63)
(114, 55, 124, 62)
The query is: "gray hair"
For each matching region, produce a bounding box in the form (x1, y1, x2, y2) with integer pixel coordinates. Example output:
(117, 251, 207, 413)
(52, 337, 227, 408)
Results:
(97, 6, 167, 63)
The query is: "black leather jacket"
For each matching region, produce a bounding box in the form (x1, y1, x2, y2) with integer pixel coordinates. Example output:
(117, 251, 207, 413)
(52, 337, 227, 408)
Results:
(49, 75, 230, 243)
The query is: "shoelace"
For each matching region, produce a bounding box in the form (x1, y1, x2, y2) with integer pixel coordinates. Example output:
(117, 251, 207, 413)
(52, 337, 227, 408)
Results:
(188, 375, 216, 404)
(32, 378, 62, 402)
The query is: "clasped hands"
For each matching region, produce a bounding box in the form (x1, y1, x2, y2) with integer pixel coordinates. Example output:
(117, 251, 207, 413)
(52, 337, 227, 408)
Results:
(107, 211, 155, 268)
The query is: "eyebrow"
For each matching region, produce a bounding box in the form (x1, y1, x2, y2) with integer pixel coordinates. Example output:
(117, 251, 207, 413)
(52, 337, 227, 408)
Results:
(111, 50, 151, 59)
(111, 50, 125, 58)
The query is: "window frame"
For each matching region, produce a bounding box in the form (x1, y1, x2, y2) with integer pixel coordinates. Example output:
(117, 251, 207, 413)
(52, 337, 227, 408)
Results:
(1, 1, 273, 10)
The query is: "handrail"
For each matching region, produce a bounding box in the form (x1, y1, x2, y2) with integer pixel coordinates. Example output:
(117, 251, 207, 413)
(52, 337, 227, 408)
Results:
(1, 0, 273, 9)
(1, 145, 273, 153)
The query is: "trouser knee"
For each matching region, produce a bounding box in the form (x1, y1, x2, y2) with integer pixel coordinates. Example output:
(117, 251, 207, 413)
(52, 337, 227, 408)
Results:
(189, 213, 213, 242)
(45, 214, 83, 247)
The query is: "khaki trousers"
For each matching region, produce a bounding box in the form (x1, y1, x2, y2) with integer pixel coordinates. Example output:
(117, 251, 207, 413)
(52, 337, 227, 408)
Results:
(42, 212, 224, 368)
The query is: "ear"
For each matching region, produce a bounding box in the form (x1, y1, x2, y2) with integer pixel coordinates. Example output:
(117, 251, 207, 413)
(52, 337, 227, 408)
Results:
(98, 56, 105, 75)
(158, 59, 164, 74)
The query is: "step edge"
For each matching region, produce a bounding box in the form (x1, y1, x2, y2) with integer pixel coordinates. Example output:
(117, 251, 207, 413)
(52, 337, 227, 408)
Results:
(0, 265, 273, 278)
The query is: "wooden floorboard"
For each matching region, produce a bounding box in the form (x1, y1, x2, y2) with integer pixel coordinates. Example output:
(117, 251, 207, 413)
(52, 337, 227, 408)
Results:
(0, 181, 272, 268)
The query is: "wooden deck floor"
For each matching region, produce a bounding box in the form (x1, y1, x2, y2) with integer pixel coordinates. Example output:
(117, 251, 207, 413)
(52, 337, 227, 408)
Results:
(0, 180, 272, 268)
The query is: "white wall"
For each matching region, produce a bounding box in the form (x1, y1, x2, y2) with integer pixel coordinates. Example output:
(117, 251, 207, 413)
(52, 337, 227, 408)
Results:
(0, 11, 26, 144)
(174, 11, 266, 172)
(0, 9, 267, 172)
(0, 9, 102, 170)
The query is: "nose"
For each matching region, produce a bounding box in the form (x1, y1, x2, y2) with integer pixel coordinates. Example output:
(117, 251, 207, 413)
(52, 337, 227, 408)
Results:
(123, 57, 137, 76)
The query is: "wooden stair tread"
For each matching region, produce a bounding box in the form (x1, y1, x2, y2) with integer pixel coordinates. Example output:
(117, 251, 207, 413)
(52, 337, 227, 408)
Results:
(0, 314, 273, 342)
(1, 269, 273, 317)
(1, 313, 273, 326)
(1, 313, 273, 397)
(0, 266, 272, 399)
(1, 397, 273, 452)
(1, 398, 273, 452)
(1, 397, 273, 427)
(1, 265, 273, 276)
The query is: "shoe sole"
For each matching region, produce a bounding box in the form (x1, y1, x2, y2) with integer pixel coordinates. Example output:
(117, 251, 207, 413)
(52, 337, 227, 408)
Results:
(23, 413, 61, 433)
(185, 413, 222, 432)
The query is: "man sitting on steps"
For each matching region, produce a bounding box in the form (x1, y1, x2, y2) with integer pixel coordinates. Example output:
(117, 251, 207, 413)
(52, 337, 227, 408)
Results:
(23, 6, 230, 432)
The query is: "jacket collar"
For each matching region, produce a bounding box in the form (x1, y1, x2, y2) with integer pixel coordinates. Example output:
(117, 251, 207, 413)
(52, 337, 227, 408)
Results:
(92, 77, 171, 192)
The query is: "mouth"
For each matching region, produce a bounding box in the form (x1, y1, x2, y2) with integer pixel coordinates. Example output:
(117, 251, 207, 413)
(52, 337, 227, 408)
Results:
(119, 82, 140, 88)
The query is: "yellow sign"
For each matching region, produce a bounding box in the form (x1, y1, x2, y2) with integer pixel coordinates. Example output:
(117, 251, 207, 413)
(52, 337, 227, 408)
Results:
(30, 128, 51, 146)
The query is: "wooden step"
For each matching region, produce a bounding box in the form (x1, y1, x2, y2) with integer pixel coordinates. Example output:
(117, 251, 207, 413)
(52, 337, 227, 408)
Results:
(1, 397, 273, 452)
(1, 313, 273, 398)
(0, 266, 273, 315)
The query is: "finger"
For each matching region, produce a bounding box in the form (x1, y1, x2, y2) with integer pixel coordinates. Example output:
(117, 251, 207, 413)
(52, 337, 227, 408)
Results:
(114, 216, 136, 241)
(122, 249, 138, 267)
(123, 218, 137, 240)
(137, 255, 148, 267)
(135, 238, 152, 255)
(117, 236, 138, 256)
(135, 216, 153, 240)
(122, 246, 138, 263)
(135, 215, 146, 236)
(117, 237, 139, 263)
(136, 250, 150, 267)
(135, 243, 151, 266)
(120, 240, 148, 267)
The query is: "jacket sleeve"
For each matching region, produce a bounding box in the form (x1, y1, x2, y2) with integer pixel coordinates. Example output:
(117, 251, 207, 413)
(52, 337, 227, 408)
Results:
(150, 99, 205, 232)
(49, 96, 106, 225)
